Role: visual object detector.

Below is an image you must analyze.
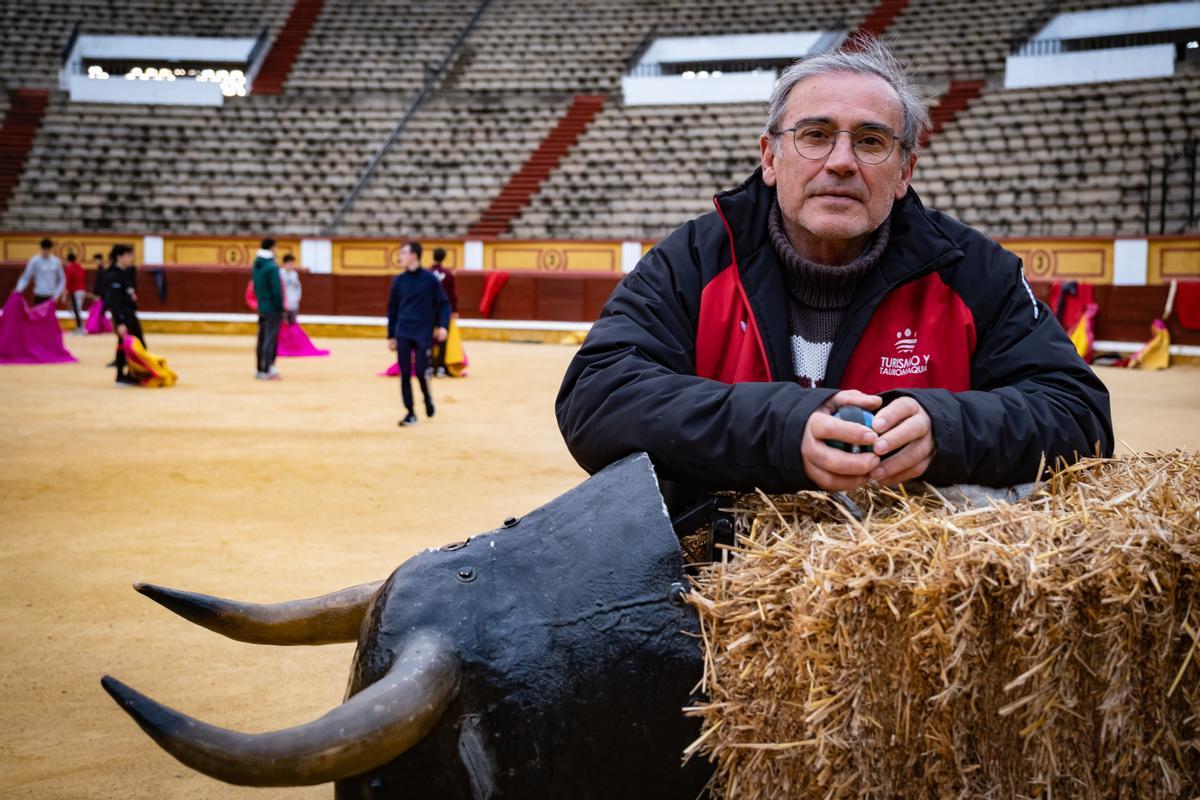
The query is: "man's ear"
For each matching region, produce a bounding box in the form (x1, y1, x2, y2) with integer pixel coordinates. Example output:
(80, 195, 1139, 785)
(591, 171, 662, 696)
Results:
(894, 151, 917, 199)
(760, 134, 778, 187)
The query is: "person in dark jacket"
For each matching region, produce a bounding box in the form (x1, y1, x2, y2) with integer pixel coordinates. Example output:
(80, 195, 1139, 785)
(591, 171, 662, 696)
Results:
(428, 247, 458, 376)
(252, 238, 284, 380)
(102, 243, 143, 385)
(556, 39, 1112, 517)
(387, 241, 450, 426)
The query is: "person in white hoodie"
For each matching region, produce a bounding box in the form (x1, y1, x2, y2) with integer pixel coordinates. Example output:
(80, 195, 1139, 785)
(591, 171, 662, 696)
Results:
(280, 254, 302, 326)
(15, 238, 65, 305)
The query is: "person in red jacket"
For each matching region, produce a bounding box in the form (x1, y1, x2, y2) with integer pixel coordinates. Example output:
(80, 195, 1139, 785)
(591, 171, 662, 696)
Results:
(556, 38, 1112, 518)
(63, 250, 86, 333)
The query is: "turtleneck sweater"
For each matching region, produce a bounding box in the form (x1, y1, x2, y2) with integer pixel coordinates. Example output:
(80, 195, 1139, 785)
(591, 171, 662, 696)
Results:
(768, 201, 890, 388)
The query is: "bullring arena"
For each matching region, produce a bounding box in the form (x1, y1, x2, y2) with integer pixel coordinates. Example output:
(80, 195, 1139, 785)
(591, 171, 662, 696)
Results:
(2, 0, 1200, 796)
(2, 336, 1199, 798)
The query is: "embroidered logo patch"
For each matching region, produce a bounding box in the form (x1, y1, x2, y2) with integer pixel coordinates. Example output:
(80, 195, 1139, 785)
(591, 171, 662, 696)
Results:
(880, 328, 929, 377)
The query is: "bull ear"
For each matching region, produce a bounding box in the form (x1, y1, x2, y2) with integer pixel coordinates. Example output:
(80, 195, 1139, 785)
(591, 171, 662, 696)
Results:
(101, 629, 459, 786)
(133, 581, 382, 645)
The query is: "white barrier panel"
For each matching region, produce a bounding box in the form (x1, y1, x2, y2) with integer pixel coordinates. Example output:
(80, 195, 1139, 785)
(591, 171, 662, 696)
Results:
(1036, 2, 1200, 40)
(464, 241, 484, 270)
(1113, 239, 1150, 286)
(300, 239, 333, 274)
(1004, 44, 1176, 89)
(67, 74, 225, 105)
(623, 71, 777, 106)
(143, 236, 164, 265)
(643, 32, 823, 66)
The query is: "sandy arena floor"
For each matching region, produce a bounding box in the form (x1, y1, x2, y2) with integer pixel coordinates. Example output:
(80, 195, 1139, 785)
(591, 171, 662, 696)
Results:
(1, 332, 1198, 799)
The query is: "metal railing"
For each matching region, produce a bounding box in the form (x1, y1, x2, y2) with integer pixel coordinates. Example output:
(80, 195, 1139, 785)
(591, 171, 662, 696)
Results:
(324, 0, 494, 235)
(1015, 28, 1200, 57)
(60, 22, 270, 77)
(61, 21, 82, 65)
(1144, 138, 1198, 235)
(1007, 0, 1061, 55)
(624, 16, 847, 77)
(628, 59, 790, 78)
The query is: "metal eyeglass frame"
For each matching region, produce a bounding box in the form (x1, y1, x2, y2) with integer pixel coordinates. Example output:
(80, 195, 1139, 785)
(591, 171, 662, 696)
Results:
(776, 123, 899, 165)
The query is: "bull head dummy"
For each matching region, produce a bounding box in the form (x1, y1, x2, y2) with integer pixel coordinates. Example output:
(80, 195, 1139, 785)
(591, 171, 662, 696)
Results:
(102, 453, 710, 798)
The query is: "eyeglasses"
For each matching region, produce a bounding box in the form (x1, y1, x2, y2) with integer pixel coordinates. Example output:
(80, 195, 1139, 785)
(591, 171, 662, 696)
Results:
(777, 122, 898, 165)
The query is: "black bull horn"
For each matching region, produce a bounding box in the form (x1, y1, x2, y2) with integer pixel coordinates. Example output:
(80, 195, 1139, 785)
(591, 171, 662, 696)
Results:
(102, 453, 710, 797)
(131, 580, 383, 645)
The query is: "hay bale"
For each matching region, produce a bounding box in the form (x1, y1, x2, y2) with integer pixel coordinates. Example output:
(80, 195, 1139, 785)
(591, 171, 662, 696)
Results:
(686, 453, 1200, 799)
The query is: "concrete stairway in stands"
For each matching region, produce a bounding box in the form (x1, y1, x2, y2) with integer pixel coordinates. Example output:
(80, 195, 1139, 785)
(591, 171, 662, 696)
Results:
(0, 89, 49, 218)
(848, 0, 909, 41)
(921, 79, 986, 147)
(467, 94, 605, 237)
(253, 0, 325, 95)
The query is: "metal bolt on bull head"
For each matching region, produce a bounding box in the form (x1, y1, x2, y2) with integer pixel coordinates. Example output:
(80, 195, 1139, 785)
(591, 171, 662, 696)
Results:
(101, 453, 711, 798)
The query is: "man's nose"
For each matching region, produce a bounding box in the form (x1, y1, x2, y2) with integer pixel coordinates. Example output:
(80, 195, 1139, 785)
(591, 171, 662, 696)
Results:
(824, 132, 858, 174)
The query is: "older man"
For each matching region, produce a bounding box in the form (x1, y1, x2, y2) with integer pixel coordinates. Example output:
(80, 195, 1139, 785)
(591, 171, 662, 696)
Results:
(556, 40, 1112, 512)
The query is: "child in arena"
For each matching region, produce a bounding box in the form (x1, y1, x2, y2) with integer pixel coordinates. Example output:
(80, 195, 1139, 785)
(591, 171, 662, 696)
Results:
(280, 254, 302, 325)
(428, 247, 458, 376)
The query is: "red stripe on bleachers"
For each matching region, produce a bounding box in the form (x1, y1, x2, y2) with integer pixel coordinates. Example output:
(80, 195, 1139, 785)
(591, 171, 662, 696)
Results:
(0, 89, 49, 218)
(253, 0, 326, 95)
(468, 94, 606, 238)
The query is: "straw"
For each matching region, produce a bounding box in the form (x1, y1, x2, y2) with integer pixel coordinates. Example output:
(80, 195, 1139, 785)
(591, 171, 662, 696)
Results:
(686, 452, 1200, 799)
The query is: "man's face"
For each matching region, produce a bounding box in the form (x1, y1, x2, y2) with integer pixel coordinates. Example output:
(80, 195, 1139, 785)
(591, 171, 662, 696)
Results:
(118, 253, 133, 267)
(760, 71, 915, 263)
(399, 245, 417, 270)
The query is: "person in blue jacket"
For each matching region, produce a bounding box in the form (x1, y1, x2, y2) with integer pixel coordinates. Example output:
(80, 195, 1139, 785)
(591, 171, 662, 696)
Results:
(387, 241, 450, 426)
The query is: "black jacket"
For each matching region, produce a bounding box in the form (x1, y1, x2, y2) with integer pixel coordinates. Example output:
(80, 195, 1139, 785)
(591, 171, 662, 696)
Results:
(387, 268, 451, 345)
(102, 266, 138, 327)
(556, 170, 1113, 497)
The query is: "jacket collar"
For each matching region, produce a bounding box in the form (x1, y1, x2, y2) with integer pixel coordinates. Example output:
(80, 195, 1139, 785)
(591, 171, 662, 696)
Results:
(256, 249, 275, 260)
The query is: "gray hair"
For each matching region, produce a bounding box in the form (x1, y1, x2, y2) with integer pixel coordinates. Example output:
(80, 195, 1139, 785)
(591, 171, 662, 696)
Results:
(764, 37, 931, 156)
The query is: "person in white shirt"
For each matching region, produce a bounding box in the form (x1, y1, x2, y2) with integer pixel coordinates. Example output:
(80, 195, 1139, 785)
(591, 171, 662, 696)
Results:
(280, 254, 302, 326)
(15, 238, 65, 305)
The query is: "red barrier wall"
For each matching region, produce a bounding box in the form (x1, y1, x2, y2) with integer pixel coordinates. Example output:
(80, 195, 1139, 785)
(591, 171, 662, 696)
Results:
(0, 264, 623, 325)
(1, 263, 1195, 346)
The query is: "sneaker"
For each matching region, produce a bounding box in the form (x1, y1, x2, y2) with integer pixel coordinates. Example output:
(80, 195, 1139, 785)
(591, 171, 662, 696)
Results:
(255, 371, 269, 380)
(267, 366, 279, 377)
(399, 413, 418, 427)
(435, 367, 448, 377)
(267, 372, 283, 381)
(424, 398, 436, 418)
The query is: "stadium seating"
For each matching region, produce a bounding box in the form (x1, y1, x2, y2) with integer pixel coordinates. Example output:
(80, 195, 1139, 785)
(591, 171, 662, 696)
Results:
(285, 0, 481, 93)
(331, 94, 572, 237)
(447, 0, 873, 94)
(0, 1, 291, 90)
(1, 92, 408, 234)
(913, 74, 1200, 237)
(884, 0, 1144, 85)
(508, 101, 764, 240)
(0, 0, 1196, 241)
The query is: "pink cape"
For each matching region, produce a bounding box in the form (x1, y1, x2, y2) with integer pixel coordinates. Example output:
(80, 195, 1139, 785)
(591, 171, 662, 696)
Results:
(86, 299, 113, 334)
(0, 292, 77, 364)
(278, 321, 329, 357)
